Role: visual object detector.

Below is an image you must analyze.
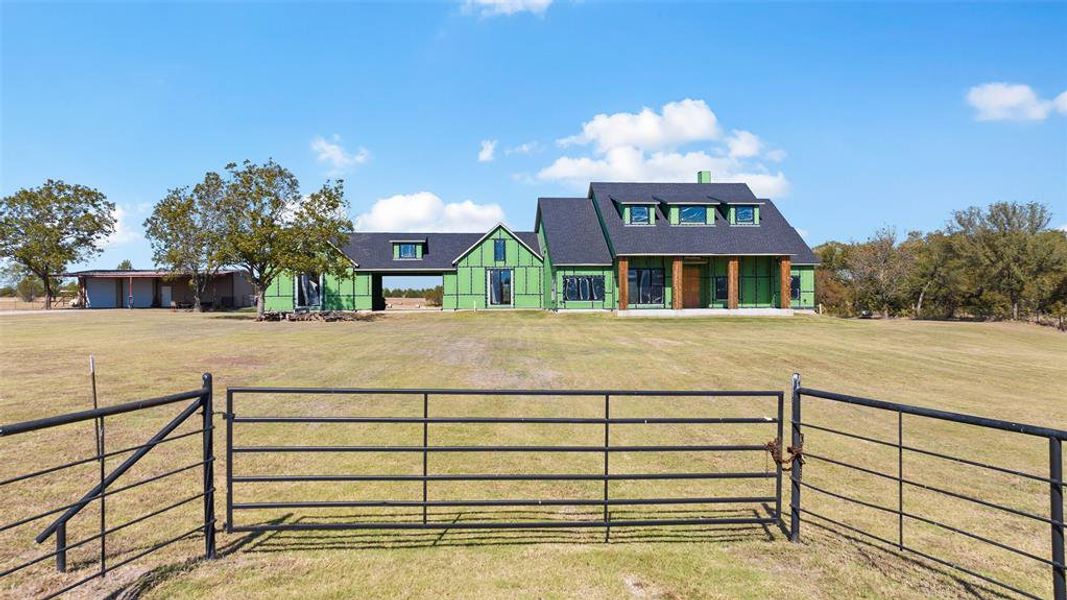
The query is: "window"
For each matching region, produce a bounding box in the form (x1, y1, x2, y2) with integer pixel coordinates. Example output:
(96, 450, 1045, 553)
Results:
(627, 268, 664, 305)
(398, 243, 418, 259)
(679, 206, 708, 225)
(488, 269, 512, 306)
(714, 276, 728, 302)
(494, 239, 506, 262)
(791, 275, 801, 301)
(735, 206, 756, 225)
(563, 276, 605, 302)
(628, 205, 652, 225)
(296, 273, 321, 307)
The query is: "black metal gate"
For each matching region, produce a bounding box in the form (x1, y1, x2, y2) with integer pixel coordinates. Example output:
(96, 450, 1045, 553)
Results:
(224, 387, 785, 535)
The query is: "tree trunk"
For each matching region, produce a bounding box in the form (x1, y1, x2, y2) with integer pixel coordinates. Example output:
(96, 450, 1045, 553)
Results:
(1012, 301, 1019, 321)
(256, 287, 266, 319)
(193, 290, 203, 312)
(42, 274, 54, 310)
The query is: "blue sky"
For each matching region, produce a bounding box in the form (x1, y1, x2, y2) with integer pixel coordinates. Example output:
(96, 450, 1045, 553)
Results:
(2, 1, 1065, 274)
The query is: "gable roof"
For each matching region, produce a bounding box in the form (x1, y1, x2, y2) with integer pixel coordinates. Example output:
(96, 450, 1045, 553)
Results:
(536, 198, 613, 266)
(589, 182, 818, 264)
(450, 223, 542, 265)
(338, 229, 541, 271)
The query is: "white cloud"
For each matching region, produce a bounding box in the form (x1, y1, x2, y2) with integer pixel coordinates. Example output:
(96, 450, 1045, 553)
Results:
(505, 141, 542, 156)
(103, 205, 141, 248)
(354, 192, 506, 232)
(478, 139, 497, 162)
(558, 98, 721, 153)
(311, 134, 370, 175)
(464, 0, 552, 17)
(538, 98, 790, 198)
(966, 82, 1067, 121)
(726, 130, 762, 158)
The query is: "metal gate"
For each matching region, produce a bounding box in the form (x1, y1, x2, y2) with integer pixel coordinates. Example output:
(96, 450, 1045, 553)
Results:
(224, 387, 785, 535)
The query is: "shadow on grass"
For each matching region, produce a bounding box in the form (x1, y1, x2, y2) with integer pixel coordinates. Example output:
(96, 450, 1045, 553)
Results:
(236, 506, 782, 554)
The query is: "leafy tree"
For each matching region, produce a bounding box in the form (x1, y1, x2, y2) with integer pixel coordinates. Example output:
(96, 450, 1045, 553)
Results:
(846, 228, 913, 318)
(813, 242, 853, 315)
(0, 180, 115, 308)
(144, 172, 227, 311)
(902, 231, 965, 319)
(116, 259, 134, 270)
(948, 202, 1053, 320)
(218, 160, 353, 318)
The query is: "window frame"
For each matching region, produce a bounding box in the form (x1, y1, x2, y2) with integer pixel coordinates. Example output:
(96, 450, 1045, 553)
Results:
(628, 205, 652, 225)
(397, 243, 419, 260)
(295, 273, 323, 308)
(790, 275, 801, 301)
(493, 239, 507, 262)
(713, 275, 728, 302)
(679, 205, 709, 225)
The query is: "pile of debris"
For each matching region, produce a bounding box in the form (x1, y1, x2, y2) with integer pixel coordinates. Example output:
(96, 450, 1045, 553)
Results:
(260, 311, 367, 322)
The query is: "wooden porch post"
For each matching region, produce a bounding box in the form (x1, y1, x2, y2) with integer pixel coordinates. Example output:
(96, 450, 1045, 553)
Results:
(618, 257, 629, 310)
(780, 257, 792, 309)
(727, 256, 739, 309)
(671, 257, 683, 310)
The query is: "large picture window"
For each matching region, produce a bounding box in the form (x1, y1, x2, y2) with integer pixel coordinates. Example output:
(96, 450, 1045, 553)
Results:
(735, 206, 756, 224)
(494, 239, 506, 262)
(679, 206, 707, 224)
(563, 276, 605, 302)
(627, 268, 664, 305)
(488, 269, 512, 306)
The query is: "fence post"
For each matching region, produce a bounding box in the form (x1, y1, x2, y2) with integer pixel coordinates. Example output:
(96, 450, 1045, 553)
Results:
(202, 373, 216, 560)
(789, 372, 802, 542)
(225, 388, 234, 534)
(55, 522, 66, 572)
(1051, 437, 1064, 600)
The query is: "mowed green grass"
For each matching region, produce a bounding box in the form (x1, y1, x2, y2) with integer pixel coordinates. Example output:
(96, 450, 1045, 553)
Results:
(0, 310, 1064, 599)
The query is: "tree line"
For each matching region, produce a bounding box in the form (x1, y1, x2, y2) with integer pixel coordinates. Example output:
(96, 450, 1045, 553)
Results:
(815, 201, 1067, 327)
(0, 160, 353, 317)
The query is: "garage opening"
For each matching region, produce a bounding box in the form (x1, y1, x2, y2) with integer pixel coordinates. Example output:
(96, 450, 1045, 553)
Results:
(381, 275, 442, 311)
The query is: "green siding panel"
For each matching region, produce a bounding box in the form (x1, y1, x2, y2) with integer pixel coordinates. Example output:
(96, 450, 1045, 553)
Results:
(444, 226, 544, 310)
(790, 265, 816, 308)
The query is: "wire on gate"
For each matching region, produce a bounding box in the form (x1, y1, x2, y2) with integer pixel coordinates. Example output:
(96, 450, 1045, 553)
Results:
(764, 436, 804, 472)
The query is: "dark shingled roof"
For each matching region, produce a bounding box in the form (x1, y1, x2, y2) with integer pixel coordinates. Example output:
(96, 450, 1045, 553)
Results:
(536, 198, 613, 266)
(339, 228, 541, 271)
(588, 182, 818, 264)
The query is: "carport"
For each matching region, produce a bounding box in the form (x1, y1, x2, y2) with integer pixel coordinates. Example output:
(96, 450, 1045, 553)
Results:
(67, 269, 255, 309)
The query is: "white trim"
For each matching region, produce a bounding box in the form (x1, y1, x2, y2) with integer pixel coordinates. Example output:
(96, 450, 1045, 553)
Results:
(617, 253, 799, 257)
(451, 223, 543, 265)
(554, 263, 613, 267)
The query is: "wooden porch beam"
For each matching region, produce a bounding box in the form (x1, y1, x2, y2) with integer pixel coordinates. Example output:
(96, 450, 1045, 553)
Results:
(671, 257, 683, 310)
(618, 257, 629, 311)
(780, 257, 792, 309)
(727, 256, 739, 309)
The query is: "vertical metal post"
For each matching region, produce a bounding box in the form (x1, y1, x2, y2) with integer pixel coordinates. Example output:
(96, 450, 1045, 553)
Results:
(604, 394, 610, 542)
(789, 373, 802, 542)
(775, 392, 784, 523)
(55, 523, 66, 572)
(422, 393, 429, 525)
(202, 373, 216, 559)
(1051, 437, 1065, 600)
(225, 388, 234, 534)
(97, 413, 106, 578)
(897, 410, 904, 551)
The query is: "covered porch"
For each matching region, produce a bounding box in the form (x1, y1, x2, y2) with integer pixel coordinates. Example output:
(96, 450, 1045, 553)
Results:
(617, 255, 795, 312)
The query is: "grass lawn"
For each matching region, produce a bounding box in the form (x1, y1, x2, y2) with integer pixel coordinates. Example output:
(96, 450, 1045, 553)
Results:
(0, 310, 1064, 599)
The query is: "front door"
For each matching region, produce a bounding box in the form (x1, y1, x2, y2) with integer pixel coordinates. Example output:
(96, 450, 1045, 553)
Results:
(682, 265, 702, 308)
(161, 286, 172, 308)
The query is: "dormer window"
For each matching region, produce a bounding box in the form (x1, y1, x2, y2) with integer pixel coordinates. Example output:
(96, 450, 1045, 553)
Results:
(679, 206, 708, 225)
(393, 240, 424, 260)
(734, 205, 758, 225)
(627, 205, 653, 225)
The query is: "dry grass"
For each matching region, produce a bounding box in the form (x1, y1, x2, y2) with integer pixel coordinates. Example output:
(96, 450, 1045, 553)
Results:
(0, 310, 1064, 599)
